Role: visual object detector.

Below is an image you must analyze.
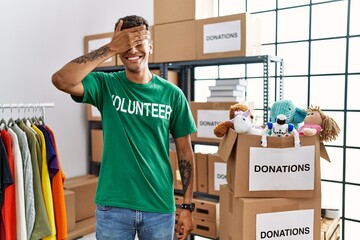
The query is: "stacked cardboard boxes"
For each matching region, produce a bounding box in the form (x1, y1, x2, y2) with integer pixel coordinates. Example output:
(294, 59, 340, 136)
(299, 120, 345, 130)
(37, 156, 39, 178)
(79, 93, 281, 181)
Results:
(153, 0, 261, 63)
(64, 174, 98, 239)
(207, 154, 227, 196)
(321, 217, 340, 240)
(218, 129, 324, 240)
(84, 2, 262, 67)
(174, 194, 220, 239)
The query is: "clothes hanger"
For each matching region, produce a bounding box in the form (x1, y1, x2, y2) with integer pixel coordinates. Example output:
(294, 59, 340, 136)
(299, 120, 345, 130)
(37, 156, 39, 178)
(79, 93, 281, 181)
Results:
(0, 105, 7, 131)
(38, 106, 45, 125)
(31, 104, 40, 125)
(7, 104, 16, 128)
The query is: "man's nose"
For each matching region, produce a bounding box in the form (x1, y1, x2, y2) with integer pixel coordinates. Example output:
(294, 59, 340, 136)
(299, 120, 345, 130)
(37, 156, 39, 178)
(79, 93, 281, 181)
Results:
(129, 47, 137, 54)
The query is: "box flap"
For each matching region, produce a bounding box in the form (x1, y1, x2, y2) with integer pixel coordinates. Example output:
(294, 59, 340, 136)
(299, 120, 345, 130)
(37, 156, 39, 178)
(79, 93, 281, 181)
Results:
(320, 142, 331, 162)
(218, 129, 238, 162)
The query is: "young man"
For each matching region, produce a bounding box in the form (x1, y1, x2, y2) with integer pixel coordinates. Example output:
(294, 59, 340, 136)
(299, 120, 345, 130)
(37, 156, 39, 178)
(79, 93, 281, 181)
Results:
(52, 15, 197, 240)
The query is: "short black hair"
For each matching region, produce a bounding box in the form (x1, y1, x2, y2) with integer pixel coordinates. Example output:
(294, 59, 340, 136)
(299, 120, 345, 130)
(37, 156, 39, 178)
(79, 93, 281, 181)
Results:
(114, 15, 149, 31)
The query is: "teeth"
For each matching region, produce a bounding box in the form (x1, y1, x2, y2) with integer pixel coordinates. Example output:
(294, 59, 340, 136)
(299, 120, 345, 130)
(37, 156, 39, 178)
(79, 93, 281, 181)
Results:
(128, 56, 140, 61)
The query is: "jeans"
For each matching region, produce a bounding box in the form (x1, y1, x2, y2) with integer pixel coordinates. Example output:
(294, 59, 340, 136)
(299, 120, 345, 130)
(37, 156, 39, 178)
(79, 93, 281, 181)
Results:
(95, 205, 175, 240)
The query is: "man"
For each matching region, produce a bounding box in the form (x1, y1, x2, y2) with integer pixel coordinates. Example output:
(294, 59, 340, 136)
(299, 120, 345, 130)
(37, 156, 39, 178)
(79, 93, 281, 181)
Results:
(52, 15, 197, 240)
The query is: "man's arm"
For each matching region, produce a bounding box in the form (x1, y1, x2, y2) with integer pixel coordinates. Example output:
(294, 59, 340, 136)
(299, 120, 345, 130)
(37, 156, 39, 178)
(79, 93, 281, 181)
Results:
(51, 20, 149, 97)
(174, 134, 195, 240)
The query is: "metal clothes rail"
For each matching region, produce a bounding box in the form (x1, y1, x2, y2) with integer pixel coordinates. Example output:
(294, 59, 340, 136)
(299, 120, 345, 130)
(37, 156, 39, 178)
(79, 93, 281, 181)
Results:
(0, 103, 55, 122)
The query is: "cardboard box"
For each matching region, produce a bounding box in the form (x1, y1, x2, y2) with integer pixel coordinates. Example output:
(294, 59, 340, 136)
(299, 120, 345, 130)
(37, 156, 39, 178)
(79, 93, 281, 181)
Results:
(91, 129, 103, 162)
(64, 189, 76, 232)
(174, 194, 183, 205)
(174, 195, 184, 223)
(151, 69, 180, 87)
(64, 175, 98, 222)
(84, 32, 116, 67)
(196, 13, 261, 60)
(171, 150, 197, 192)
(208, 154, 227, 196)
(154, 20, 197, 63)
(116, 26, 154, 65)
(195, 153, 208, 193)
(192, 217, 219, 239)
(218, 129, 322, 198)
(190, 101, 239, 143)
(87, 104, 101, 121)
(154, 0, 217, 25)
(67, 217, 96, 240)
(321, 217, 340, 240)
(193, 198, 219, 221)
(220, 184, 321, 240)
(330, 225, 340, 240)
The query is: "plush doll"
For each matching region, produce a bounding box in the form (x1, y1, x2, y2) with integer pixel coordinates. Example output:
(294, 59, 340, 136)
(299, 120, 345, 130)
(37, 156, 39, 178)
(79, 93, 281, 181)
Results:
(231, 109, 262, 135)
(299, 105, 340, 142)
(269, 99, 307, 129)
(213, 103, 253, 138)
(261, 114, 300, 148)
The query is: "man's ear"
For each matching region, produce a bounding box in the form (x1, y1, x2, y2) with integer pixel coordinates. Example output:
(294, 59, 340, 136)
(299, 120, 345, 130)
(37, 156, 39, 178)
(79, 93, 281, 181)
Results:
(149, 40, 153, 54)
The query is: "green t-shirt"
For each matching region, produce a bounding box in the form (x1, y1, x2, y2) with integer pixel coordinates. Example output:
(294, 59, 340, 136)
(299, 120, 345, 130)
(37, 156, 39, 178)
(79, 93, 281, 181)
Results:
(72, 70, 197, 213)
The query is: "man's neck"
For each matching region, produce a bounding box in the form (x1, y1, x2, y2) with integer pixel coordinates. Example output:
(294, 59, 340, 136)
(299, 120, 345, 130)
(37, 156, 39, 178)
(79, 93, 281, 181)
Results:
(125, 69, 152, 84)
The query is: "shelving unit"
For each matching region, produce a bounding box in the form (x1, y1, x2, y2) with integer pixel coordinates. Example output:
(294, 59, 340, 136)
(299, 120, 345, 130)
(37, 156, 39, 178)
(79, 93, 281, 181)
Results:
(167, 55, 284, 124)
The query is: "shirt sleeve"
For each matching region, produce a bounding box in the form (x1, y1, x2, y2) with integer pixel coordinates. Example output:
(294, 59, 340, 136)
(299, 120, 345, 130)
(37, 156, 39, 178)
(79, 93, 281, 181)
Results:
(169, 91, 197, 139)
(71, 72, 105, 109)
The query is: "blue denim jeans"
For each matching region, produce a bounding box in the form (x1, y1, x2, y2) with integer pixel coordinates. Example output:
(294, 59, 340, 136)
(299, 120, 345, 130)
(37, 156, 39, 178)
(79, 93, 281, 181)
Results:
(95, 205, 175, 240)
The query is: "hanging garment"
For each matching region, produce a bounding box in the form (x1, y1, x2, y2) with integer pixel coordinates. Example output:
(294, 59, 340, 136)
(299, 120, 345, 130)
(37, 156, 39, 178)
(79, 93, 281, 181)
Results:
(11, 124, 35, 239)
(45, 126, 67, 240)
(37, 125, 59, 179)
(0, 138, 13, 240)
(32, 125, 56, 240)
(0, 130, 16, 240)
(17, 120, 51, 240)
(7, 128, 27, 240)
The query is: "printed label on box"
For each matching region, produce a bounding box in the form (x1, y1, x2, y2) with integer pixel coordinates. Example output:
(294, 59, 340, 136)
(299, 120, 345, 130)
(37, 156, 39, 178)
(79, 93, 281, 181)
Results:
(249, 146, 315, 191)
(214, 162, 227, 191)
(197, 110, 228, 138)
(256, 209, 314, 240)
(203, 20, 241, 54)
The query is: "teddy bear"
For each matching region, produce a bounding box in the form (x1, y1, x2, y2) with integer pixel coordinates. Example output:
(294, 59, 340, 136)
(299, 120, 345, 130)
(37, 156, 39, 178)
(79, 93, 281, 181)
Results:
(299, 105, 340, 142)
(213, 103, 253, 138)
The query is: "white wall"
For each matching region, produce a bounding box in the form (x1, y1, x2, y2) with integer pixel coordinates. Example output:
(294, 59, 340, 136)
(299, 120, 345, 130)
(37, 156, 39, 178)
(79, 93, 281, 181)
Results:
(0, 0, 153, 178)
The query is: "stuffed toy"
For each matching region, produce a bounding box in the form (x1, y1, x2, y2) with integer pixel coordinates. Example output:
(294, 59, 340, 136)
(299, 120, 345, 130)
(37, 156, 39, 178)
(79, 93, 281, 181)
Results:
(299, 105, 340, 142)
(232, 109, 262, 135)
(261, 114, 300, 148)
(269, 99, 307, 129)
(213, 103, 253, 138)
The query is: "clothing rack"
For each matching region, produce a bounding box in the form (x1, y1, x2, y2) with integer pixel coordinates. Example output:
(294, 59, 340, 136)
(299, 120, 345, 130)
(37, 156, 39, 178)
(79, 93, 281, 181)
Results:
(0, 103, 55, 122)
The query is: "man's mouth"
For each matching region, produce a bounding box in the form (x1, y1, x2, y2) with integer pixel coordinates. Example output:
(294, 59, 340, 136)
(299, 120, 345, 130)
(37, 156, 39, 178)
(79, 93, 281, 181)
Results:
(126, 56, 141, 61)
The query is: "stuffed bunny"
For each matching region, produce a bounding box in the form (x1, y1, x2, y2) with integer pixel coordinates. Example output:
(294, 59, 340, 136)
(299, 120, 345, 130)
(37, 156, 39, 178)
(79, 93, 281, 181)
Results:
(213, 103, 253, 138)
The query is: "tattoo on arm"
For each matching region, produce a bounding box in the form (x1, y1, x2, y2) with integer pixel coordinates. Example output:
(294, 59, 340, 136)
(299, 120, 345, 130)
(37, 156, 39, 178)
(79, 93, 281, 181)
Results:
(71, 46, 110, 64)
(179, 159, 192, 195)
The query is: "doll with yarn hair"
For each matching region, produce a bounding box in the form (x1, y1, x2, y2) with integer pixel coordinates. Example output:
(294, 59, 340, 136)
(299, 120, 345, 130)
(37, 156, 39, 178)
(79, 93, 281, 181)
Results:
(299, 105, 340, 142)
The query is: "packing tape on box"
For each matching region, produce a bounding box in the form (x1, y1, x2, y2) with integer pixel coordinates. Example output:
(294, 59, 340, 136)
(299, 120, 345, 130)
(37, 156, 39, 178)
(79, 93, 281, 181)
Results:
(324, 209, 340, 219)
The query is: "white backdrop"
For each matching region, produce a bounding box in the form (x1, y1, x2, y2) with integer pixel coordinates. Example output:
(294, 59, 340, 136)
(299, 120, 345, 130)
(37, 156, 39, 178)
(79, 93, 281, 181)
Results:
(0, 0, 153, 178)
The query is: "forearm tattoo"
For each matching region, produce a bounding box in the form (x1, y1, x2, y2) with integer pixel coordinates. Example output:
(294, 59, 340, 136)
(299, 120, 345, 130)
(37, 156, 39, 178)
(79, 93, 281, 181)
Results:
(71, 46, 110, 64)
(179, 159, 192, 195)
